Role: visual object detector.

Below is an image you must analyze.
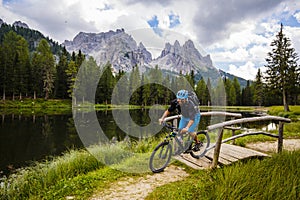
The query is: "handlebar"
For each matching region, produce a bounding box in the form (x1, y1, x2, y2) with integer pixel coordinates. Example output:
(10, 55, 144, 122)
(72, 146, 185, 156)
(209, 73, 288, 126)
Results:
(162, 121, 178, 132)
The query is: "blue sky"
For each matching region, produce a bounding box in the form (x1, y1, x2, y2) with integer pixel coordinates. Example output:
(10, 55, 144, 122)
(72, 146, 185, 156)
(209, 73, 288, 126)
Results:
(1, 0, 300, 80)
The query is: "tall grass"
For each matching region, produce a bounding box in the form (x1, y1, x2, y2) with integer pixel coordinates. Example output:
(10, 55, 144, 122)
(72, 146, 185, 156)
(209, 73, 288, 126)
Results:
(0, 148, 103, 199)
(0, 138, 161, 199)
(146, 149, 300, 200)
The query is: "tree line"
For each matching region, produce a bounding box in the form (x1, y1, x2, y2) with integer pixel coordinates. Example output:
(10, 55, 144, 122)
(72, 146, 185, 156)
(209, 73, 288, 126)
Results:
(0, 24, 299, 109)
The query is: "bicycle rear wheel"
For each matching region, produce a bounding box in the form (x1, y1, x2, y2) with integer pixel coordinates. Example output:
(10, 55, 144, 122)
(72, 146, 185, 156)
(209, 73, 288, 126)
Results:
(190, 131, 210, 159)
(149, 141, 172, 173)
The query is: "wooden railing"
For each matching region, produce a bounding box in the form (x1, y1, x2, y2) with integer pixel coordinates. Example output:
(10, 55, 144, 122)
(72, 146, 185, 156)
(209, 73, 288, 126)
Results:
(207, 115, 291, 168)
(163, 112, 291, 169)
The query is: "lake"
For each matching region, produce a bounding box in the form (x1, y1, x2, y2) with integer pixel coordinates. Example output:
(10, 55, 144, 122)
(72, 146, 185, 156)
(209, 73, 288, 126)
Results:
(0, 109, 159, 175)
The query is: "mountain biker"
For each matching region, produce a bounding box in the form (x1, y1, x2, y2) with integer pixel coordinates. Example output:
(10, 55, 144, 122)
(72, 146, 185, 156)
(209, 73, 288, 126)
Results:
(159, 89, 202, 151)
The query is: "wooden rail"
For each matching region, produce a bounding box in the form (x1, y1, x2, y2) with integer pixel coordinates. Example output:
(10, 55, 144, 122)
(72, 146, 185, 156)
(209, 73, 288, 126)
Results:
(163, 112, 291, 169)
(207, 115, 291, 169)
(163, 112, 242, 122)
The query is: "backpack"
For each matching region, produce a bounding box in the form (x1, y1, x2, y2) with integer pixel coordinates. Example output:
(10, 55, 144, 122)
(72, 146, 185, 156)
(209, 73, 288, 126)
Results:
(188, 91, 200, 107)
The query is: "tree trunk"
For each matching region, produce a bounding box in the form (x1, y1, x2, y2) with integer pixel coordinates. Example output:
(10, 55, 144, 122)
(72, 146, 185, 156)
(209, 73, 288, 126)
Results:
(2, 89, 5, 100)
(45, 91, 49, 100)
(282, 89, 290, 112)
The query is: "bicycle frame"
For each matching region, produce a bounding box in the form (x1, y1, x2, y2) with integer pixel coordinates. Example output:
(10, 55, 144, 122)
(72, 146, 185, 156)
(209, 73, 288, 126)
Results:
(149, 122, 210, 173)
(162, 123, 193, 155)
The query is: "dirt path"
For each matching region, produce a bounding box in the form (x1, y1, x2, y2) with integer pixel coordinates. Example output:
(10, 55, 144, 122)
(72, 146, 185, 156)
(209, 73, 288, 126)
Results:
(89, 139, 300, 200)
(89, 165, 189, 200)
(246, 139, 300, 153)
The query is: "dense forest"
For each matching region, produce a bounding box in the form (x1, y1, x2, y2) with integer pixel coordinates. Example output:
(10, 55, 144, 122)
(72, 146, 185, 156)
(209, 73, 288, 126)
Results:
(0, 24, 299, 107)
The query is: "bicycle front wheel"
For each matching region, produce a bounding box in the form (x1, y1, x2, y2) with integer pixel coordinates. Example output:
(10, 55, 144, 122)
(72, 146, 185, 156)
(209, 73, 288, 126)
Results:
(149, 141, 172, 173)
(190, 131, 210, 159)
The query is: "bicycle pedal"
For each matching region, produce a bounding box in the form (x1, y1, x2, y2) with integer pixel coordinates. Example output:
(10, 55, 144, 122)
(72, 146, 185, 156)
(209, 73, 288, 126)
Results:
(184, 150, 192, 153)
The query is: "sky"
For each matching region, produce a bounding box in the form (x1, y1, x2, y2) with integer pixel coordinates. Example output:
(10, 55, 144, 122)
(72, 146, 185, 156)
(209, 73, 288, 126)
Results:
(1, 0, 300, 80)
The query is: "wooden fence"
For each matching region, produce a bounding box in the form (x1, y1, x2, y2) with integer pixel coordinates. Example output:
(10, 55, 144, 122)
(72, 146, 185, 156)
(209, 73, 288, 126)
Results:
(164, 112, 291, 169)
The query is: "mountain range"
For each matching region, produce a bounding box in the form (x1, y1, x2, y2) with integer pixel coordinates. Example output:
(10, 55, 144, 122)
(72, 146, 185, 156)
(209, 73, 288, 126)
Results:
(0, 19, 249, 87)
(62, 28, 216, 75)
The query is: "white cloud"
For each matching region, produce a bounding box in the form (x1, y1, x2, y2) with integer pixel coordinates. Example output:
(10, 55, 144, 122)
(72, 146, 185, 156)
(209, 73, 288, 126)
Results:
(294, 12, 300, 23)
(228, 62, 259, 80)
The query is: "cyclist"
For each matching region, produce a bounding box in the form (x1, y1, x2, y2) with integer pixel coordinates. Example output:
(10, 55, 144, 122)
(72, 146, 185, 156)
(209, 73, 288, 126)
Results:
(159, 89, 202, 151)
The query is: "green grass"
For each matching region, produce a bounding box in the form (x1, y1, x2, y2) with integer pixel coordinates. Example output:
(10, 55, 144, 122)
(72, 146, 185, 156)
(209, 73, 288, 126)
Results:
(268, 105, 300, 121)
(0, 138, 163, 200)
(145, 149, 300, 200)
(0, 99, 72, 115)
(0, 148, 106, 199)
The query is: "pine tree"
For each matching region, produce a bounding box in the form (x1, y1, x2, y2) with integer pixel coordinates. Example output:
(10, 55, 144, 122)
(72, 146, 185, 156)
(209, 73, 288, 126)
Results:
(141, 74, 150, 106)
(128, 65, 141, 105)
(0, 31, 31, 100)
(241, 80, 253, 106)
(32, 39, 55, 99)
(253, 69, 264, 106)
(54, 47, 69, 99)
(232, 78, 241, 106)
(148, 65, 163, 104)
(265, 24, 300, 111)
(65, 60, 78, 98)
(76, 57, 100, 103)
(97, 62, 115, 104)
(196, 78, 207, 105)
(113, 70, 128, 105)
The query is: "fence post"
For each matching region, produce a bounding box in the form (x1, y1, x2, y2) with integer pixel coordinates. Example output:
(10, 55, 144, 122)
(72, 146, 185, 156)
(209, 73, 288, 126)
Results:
(212, 128, 224, 169)
(231, 129, 236, 145)
(278, 121, 284, 153)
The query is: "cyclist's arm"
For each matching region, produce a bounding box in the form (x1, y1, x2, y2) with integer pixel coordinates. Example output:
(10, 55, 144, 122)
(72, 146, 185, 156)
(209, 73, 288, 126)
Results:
(159, 99, 177, 124)
(159, 110, 170, 124)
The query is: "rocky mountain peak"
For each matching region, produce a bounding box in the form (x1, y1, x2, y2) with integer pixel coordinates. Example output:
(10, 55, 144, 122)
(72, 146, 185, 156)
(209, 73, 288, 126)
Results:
(183, 39, 195, 50)
(63, 29, 152, 73)
(152, 37, 214, 74)
(63, 28, 216, 77)
(12, 21, 29, 29)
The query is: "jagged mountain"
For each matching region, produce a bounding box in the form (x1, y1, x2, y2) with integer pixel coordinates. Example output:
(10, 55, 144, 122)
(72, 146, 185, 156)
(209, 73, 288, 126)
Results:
(63, 29, 152, 73)
(63, 29, 221, 83)
(151, 40, 214, 75)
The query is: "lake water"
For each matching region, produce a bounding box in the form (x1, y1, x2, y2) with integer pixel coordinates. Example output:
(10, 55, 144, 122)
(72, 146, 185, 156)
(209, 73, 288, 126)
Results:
(0, 109, 159, 175)
(0, 109, 268, 175)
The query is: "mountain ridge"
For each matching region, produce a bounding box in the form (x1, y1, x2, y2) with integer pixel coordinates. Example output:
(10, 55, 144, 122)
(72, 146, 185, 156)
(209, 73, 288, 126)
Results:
(0, 18, 250, 86)
(62, 29, 219, 80)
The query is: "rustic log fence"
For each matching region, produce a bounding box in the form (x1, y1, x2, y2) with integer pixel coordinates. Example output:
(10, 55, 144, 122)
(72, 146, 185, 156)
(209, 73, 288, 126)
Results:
(163, 112, 291, 169)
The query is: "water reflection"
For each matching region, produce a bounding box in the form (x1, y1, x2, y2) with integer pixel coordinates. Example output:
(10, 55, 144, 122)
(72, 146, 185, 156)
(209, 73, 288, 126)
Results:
(0, 114, 82, 175)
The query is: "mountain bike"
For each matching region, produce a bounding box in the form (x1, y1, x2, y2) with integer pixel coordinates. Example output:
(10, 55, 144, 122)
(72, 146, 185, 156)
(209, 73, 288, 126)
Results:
(149, 122, 210, 173)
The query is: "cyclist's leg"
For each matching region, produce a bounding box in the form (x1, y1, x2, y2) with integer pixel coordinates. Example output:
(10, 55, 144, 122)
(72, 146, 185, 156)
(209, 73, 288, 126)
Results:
(178, 116, 189, 131)
(187, 113, 201, 143)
